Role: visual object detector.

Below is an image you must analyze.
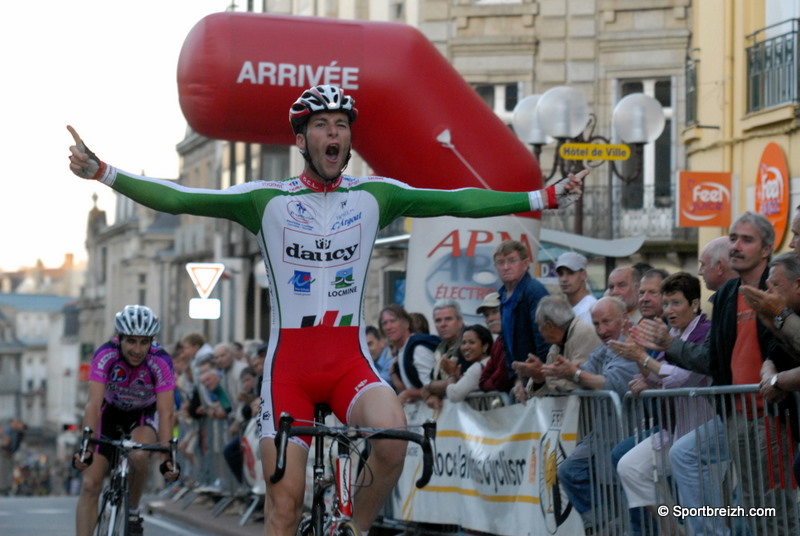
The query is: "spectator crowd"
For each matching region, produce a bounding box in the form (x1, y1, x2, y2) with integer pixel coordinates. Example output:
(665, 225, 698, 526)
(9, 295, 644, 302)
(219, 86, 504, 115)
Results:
(369, 208, 800, 535)
(18, 206, 796, 534)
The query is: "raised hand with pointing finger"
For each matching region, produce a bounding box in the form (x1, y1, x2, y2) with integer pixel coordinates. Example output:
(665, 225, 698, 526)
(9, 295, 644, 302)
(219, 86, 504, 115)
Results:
(551, 168, 588, 209)
(67, 125, 105, 180)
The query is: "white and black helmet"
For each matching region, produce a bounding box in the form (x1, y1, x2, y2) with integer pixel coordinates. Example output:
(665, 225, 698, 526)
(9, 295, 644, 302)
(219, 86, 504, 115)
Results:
(289, 85, 358, 135)
(114, 305, 160, 337)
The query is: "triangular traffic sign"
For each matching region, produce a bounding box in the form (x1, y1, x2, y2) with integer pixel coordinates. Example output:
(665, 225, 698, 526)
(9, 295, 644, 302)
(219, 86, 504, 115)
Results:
(186, 263, 225, 299)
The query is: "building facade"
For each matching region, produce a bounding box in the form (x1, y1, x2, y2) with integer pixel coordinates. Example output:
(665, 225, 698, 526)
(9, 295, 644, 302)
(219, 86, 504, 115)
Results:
(685, 0, 800, 256)
(0, 294, 79, 463)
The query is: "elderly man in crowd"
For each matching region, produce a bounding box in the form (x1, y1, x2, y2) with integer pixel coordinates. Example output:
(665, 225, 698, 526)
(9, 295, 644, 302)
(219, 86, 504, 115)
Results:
(545, 296, 639, 533)
(422, 299, 466, 408)
(511, 295, 600, 402)
(605, 265, 642, 322)
(698, 235, 738, 292)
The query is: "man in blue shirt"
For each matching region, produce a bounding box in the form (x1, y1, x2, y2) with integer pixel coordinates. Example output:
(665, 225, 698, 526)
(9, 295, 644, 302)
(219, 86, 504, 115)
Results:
(492, 240, 551, 401)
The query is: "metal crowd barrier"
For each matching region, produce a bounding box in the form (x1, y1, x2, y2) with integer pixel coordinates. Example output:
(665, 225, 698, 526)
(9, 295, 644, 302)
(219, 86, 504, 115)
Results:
(465, 390, 512, 411)
(380, 386, 798, 536)
(620, 385, 799, 536)
(165, 402, 261, 526)
(160, 385, 800, 536)
(557, 389, 628, 535)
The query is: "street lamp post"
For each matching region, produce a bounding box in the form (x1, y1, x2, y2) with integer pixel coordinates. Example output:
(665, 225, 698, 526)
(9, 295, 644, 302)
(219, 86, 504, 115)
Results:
(512, 86, 665, 234)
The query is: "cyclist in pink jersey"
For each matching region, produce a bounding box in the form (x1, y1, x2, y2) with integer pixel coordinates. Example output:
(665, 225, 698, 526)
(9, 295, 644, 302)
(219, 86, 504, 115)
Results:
(67, 84, 586, 535)
(72, 305, 179, 536)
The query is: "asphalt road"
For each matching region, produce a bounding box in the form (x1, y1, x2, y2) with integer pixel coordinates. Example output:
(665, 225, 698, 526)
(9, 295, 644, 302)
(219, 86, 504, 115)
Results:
(0, 495, 223, 536)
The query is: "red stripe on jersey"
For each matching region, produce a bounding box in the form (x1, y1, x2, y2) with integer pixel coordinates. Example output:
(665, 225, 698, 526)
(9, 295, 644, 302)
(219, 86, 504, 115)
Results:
(322, 310, 339, 326)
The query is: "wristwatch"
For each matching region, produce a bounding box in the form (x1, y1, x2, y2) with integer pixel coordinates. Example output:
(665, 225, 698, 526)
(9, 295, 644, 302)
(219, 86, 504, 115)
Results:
(774, 308, 793, 331)
(573, 369, 582, 384)
(770, 373, 782, 390)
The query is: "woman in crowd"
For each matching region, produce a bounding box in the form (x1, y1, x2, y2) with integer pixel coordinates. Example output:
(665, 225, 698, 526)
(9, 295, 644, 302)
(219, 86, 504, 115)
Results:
(608, 272, 713, 536)
(441, 324, 494, 403)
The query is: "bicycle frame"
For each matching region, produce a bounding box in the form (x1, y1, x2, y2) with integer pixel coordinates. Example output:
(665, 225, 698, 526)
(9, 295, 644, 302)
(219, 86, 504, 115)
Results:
(96, 457, 129, 536)
(79, 427, 177, 536)
(308, 405, 353, 535)
(270, 404, 436, 536)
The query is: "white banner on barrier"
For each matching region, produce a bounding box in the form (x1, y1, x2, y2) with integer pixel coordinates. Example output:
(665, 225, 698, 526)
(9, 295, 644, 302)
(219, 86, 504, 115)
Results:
(393, 397, 584, 536)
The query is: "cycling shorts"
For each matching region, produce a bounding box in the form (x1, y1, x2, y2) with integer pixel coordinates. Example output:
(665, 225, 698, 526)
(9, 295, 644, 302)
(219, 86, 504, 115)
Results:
(95, 402, 158, 462)
(259, 325, 388, 447)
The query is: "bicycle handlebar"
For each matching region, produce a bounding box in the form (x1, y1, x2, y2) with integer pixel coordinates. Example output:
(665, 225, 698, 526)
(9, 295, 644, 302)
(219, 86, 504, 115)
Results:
(79, 426, 176, 457)
(269, 413, 294, 484)
(269, 412, 437, 488)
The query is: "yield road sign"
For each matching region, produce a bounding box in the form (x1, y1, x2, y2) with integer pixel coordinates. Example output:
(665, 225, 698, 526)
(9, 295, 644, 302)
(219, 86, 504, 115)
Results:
(186, 262, 225, 299)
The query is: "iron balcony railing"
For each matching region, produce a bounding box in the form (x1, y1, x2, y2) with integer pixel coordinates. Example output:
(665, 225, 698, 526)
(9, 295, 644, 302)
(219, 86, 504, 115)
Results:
(541, 183, 695, 243)
(746, 19, 800, 113)
(685, 55, 698, 126)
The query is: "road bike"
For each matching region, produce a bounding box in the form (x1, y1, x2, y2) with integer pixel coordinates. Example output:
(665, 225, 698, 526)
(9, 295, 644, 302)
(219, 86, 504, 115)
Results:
(270, 403, 437, 536)
(78, 426, 177, 536)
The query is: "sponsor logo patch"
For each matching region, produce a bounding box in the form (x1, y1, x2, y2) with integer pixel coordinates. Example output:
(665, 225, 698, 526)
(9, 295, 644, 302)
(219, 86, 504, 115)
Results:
(288, 270, 315, 294)
(287, 200, 317, 224)
(110, 365, 128, 383)
(333, 267, 354, 289)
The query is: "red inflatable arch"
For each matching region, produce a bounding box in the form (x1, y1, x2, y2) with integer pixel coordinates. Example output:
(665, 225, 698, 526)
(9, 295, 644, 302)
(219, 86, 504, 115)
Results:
(177, 12, 542, 202)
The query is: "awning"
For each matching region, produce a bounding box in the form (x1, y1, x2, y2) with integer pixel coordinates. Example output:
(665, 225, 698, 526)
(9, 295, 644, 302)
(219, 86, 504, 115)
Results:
(539, 229, 645, 260)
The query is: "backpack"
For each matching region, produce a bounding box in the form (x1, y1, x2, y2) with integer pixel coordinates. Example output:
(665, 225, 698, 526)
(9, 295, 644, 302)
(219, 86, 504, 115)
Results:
(401, 334, 441, 388)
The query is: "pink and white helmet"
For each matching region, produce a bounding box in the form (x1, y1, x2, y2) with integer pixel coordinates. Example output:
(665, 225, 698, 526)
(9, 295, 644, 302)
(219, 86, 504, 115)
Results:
(289, 85, 358, 134)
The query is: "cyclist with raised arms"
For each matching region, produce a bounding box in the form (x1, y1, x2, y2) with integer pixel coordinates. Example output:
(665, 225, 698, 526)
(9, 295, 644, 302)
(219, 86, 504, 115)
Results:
(72, 305, 179, 536)
(67, 84, 586, 535)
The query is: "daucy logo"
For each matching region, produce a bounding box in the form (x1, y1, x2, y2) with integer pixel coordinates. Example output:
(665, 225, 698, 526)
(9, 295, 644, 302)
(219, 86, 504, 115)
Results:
(283, 226, 361, 268)
(288, 271, 315, 294)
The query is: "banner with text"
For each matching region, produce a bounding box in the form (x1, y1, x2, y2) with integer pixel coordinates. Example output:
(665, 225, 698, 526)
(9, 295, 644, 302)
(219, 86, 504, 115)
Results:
(404, 215, 540, 327)
(392, 397, 583, 536)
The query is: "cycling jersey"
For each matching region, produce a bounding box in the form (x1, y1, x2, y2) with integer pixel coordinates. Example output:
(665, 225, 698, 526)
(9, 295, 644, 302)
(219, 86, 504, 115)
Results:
(89, 338, 175, 412)
(95, 166, 543, 444)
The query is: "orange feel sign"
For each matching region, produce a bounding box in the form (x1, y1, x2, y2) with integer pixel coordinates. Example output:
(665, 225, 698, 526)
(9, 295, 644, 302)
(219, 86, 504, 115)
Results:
(678, 171, 732, 228)
(756, 142, 790, 246)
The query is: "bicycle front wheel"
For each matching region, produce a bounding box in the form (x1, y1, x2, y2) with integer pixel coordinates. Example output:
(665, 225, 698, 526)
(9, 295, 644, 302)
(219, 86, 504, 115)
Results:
(296, 512, 342, 536)
(95, 486, 129, 536)
(296, 513, 314, 536)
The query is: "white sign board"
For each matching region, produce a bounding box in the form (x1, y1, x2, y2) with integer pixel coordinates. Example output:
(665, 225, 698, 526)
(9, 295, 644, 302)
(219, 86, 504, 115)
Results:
(189, 298, 221, 320)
